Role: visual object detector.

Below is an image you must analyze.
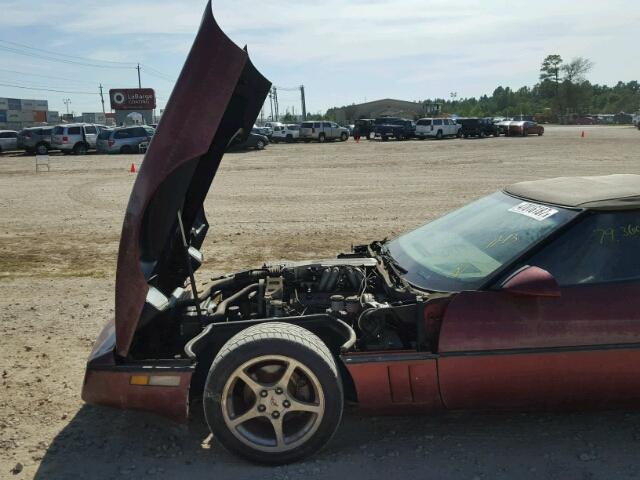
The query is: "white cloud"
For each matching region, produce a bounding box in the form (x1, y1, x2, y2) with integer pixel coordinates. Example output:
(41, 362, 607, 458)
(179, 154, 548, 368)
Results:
(0, 0, 637, 112)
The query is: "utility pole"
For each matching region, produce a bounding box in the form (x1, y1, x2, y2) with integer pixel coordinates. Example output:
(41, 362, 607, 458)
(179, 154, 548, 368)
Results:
(300, 85, 307, 120)
(268, 90, 274, 122)
(136, 63, 142, 88)
(273, 87, 279, 122)
(63, 98, 71, 115)
(99, 84, 106, 114)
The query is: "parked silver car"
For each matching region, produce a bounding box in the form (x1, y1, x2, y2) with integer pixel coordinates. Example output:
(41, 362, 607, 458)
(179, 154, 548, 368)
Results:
(96, 126, 155, 154)
(0, 130, 18, 153)
(17, 126, 54, 154)
(51, 123, 99, 155)
(299, 121, 349, 142)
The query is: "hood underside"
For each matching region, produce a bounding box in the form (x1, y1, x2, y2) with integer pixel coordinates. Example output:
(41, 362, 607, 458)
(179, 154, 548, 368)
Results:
(114, 1, 271, 357)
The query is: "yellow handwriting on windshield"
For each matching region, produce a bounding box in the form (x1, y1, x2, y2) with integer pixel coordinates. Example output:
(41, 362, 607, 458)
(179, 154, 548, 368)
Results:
(621, 224, 640, 237)
(595, 228, 616, 244)
(486, 233, 519, 249)
(452, 264, 467, 278)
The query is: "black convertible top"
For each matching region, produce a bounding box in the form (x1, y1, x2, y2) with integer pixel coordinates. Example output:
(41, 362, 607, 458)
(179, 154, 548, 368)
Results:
(504, 174, 640, 210)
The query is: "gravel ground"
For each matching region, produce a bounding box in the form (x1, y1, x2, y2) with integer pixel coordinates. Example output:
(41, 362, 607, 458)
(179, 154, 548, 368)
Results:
(1, 125, 639, 479)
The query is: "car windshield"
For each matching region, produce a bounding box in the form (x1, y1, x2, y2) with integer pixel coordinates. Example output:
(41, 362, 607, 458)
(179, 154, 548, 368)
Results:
(385, 191, 579, 292)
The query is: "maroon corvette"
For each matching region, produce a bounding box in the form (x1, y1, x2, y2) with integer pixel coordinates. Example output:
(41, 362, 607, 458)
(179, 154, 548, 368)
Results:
(82, 2, 640, 465)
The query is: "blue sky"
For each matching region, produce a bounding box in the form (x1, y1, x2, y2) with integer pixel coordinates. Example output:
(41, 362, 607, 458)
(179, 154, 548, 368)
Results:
(0, 0, 637, 116)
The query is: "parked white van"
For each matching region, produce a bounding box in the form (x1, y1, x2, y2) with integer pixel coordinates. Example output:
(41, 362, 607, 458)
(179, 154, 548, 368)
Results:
(415, 118, 461, 139)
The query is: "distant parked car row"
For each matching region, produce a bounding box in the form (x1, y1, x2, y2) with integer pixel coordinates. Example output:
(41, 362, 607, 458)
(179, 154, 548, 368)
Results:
(0, 123, 158, 156)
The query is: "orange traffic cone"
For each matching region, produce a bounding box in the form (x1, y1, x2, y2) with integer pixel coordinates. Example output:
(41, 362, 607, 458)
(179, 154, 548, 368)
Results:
(581, 131, 585, 138)
(130, 163, 136, 173)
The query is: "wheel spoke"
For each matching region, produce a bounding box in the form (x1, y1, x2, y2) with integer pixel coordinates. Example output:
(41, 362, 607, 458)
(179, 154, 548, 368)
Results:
(229, 408, 261, 428)
(278, 360, 299, 389)
(236, 370, 262, 395)
(271, 416, 285, 448)
(288, 398, 322, 414)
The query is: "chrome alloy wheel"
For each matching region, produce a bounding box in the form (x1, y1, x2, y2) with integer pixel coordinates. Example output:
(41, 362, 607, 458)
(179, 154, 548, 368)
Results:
(221, 355, 325, 453)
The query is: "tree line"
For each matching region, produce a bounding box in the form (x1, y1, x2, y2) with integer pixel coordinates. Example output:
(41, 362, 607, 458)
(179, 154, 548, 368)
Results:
(321, 55, 639, 122)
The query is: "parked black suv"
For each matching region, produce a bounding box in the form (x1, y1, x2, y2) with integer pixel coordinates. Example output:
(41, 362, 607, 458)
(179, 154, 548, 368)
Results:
(456, 117, 499, 138)
(354, 118, 375, 139)
(374, 117, 415, 141)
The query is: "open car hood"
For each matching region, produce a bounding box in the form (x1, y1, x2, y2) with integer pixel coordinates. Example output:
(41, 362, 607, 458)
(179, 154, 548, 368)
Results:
(114, 1, 271, 357)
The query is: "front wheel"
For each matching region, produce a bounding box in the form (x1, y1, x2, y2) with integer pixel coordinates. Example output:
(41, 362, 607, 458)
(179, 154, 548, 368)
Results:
(318, 133, 326, 143)
(256, 140, 265, 150)
(204, 323, 343, 464)
(340, 132, 348, 141)
(436, 130, 443, 140)
(36, 143, 49, 155)
(73, 143, 88, 155)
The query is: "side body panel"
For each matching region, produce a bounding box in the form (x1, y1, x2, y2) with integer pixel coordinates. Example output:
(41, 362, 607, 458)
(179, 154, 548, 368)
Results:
(343, 353, 443, 414)
(438, 283, 640, 410)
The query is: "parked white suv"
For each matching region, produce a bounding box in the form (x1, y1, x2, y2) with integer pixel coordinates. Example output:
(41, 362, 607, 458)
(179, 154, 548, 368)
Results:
(299, 121, 349, 142)
(271, 124, 300, 143)
(51, 123, 99, 155)
(415, 118, 461, 139)
(51, 123, 99, 154)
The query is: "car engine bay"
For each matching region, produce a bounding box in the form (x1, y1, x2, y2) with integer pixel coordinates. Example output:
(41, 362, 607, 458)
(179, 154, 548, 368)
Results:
(130, 246, 428, 359)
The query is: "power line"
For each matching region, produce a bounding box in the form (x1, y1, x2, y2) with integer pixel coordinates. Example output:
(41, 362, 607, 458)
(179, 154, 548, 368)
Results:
(0, 81, 98, 95)
(0, 39, 137, 66)
(0, 68, 97, 85)
(0, 45, 133, 69)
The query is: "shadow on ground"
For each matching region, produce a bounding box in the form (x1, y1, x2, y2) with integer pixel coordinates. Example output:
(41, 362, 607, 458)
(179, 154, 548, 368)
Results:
(34, 404, 640, 480)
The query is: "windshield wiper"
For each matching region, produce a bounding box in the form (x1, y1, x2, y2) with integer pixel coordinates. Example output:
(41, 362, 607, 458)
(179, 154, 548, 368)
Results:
(379, 245, 408, 276)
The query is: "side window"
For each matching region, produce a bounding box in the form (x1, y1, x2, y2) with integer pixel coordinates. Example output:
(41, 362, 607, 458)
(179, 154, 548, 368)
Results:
(84, 125, 97, 134)
(526, 211, 640, 286)
(433, 119, 443, 126)
(114, 130, 129, 139)
(322, 122, 332, 128)
(68, 127, 81, 135)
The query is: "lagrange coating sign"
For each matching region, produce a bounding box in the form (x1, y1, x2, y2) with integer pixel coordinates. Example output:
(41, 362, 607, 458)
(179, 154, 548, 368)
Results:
(109, 88, 156, 110)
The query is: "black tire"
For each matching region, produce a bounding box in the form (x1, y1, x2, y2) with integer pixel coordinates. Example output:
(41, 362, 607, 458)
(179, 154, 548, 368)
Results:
(340, 132, 348, 141)
(396, 133, 403, 141)
(256, 140, 265, 150)
(318, 133, 326, 143)
(204, 323, 343, 465)
(479, 131, 487, 138)
(381, 136, 388, 142)
(120, 145, 133, 154)
(73, 143, 88, 155)
(522, 129, 528, 137)
(456, 130, 463, 138)
(436, 130, 443, 140)
(35, 143, 49, 155)
(463, 134, 468, 139)
(285, 135, 293, 143)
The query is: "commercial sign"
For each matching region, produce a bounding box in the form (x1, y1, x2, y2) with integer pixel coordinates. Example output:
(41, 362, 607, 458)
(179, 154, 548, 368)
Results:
(109, 88, 156, 110)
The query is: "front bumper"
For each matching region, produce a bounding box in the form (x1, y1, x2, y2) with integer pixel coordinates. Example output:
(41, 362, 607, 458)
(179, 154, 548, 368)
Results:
(81, 319, 194, 422)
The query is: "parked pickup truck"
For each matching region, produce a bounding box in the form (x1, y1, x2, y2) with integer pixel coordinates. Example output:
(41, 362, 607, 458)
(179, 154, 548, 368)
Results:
(373, 117, 415, 141)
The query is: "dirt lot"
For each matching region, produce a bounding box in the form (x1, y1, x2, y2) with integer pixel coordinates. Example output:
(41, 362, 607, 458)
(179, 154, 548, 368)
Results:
(1, 125, 639, 479)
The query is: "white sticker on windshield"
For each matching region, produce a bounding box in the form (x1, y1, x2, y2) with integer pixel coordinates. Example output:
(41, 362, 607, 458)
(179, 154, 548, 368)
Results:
(508, 202, 558, 221)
